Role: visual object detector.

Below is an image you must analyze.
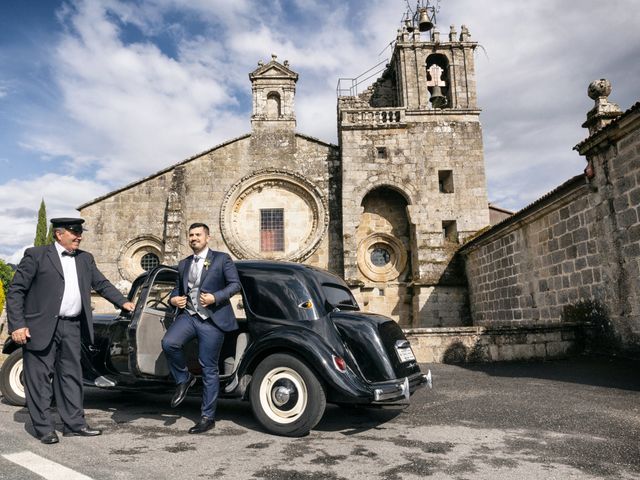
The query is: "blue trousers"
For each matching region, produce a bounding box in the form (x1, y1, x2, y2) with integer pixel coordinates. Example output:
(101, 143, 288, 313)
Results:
(161, 312, 225, 418)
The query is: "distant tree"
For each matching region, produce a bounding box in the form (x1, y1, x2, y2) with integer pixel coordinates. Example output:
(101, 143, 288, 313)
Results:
(34, 199, 48, 246)
(0, 259, 13, 293)
(47, 224, 54, 244)
(0, 281, 5, 316)
(0, 259, 13, 315)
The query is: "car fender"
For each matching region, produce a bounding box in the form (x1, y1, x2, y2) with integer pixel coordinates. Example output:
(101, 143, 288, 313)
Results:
(238, 327, 374, 402)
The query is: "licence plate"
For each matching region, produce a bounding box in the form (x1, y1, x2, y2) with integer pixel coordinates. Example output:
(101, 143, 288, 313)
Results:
(396, 346, 416, 363)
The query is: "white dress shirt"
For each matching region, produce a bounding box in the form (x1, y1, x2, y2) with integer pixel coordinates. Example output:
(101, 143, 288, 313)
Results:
(188, 248, 209, 289)
(55, 242, 82, 317)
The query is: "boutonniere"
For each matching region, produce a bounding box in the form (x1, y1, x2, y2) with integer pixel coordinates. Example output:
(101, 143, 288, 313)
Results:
(203, 259, 211, 270)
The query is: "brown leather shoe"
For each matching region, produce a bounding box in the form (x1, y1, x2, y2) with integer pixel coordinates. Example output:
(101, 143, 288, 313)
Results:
(40, 431, 59, 444)
(188, 416, 215, 434)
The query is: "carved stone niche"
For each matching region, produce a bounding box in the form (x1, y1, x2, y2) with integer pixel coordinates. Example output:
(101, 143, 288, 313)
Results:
(357, 233, 408, 282)
(220, 169, 328, 262)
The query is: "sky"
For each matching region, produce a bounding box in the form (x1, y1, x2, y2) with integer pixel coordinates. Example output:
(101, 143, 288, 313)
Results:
(0, 0, 639, 264)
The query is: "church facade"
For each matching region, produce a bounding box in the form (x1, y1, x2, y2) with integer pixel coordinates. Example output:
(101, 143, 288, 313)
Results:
(79, 23, 489, 328)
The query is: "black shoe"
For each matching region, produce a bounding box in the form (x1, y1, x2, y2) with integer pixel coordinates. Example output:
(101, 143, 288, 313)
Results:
(40, 431, 59, 444)
(63, 425, 102, 437)
(171, 374, 196, 408)
(188, 416, 215, 434)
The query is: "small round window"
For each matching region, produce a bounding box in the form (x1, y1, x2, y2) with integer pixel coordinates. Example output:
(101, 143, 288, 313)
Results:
(370, 246, 391, 266)
(140, 253, 160, 271)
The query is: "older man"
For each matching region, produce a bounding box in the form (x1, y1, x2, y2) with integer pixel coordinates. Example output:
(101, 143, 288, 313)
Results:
(7, 218, 135, 444)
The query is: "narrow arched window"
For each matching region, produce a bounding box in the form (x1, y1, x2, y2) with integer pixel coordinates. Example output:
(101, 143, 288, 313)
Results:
(266, 92, 281, 119)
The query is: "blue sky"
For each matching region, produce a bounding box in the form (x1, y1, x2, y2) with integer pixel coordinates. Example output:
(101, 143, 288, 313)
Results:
(1, 0, 639, 263)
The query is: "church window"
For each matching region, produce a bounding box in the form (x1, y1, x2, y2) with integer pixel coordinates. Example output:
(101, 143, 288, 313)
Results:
(438, 170, 454, 193)
(260, 208, 284, 252)
(140, 252, 160, 271)
(376, 147, 387, 159)
(442, 220, 458, 243)
(371, 246, 391, 266)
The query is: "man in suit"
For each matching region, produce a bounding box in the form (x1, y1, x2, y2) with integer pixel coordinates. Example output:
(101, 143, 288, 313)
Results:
(7, 218, 135, 444)
(161, 222, 241, 434)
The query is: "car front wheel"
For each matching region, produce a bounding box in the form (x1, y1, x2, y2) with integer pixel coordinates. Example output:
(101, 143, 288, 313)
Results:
(0, 349, 26, 406)
(250, 353, 326, 437)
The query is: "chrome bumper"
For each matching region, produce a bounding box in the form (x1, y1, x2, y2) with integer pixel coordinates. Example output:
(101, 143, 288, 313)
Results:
(372, 370, 432, 402)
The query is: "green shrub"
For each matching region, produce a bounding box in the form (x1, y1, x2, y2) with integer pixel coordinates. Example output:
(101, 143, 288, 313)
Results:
(563, 299, 617, 353)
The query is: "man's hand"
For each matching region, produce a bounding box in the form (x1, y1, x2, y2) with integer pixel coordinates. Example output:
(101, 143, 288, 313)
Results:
(171, 296, 188, 309)
(199, 292, 216, 307)
(121, 301, 135, 312)
(11, 327, 30, 345)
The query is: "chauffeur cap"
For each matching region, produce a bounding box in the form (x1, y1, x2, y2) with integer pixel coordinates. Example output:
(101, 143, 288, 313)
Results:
(50, 217, 86, 234)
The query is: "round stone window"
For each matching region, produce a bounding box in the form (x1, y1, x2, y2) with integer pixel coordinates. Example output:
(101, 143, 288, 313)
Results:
(370, 246, 391, 266)
(118, 235, 164, 282)
(357, 233, 408, 282)
(220, 169, 328, 262)
(140, 252, 160, 271)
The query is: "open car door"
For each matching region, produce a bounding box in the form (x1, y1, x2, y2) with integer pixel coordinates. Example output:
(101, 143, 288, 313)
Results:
(128, 266, 179, 378)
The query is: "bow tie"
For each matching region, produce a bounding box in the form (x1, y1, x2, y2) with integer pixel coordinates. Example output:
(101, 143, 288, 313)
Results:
(62, 250, 77, 257)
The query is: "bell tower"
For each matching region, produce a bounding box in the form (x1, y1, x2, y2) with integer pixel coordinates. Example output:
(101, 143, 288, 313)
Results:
(337, 1, 489, 328)
(249, 54, 298, 133)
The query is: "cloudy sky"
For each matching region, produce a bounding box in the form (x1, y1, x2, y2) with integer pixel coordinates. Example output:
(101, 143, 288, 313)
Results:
(1, 0, 638, 263)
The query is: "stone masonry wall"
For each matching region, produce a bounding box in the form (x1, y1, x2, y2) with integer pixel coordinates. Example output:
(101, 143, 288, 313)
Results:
(462, 176, 603, 326)
(462, 106, 640, 357)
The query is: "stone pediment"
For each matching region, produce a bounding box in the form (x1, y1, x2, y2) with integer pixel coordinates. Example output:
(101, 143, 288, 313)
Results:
(249, 55, 298, 81)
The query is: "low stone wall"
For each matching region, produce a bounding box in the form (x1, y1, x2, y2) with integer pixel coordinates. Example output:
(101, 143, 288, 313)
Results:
(405, 324, 580, 363)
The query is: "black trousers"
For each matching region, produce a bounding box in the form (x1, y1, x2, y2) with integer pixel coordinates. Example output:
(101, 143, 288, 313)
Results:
(22, 316, 86, 437)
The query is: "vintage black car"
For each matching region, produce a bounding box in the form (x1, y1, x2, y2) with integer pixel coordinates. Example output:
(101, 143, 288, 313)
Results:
(1, 260, 431, 436)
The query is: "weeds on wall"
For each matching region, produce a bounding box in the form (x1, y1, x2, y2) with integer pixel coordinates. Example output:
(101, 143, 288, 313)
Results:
(562, 299, 618, 354)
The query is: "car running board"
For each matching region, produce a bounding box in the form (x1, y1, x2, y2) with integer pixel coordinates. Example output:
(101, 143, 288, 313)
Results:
(94, 376, 117, 388)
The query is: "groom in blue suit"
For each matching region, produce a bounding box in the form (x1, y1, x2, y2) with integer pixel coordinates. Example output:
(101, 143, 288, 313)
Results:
(162, 222, 241, 433)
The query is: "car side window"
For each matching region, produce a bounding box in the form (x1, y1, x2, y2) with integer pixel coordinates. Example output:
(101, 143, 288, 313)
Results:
(240, 269, 317, 320)
(323, 283, 359, 311)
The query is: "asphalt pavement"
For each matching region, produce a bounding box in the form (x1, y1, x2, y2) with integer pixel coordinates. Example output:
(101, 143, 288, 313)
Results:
(1, 355, 639, 479)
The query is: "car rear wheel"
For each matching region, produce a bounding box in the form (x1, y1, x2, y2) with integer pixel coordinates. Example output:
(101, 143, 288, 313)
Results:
(0, 349, 26, 406)
(250, 353, 325, 437)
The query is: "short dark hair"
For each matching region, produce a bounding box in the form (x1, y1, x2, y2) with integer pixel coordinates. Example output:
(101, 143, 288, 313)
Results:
(188, 223, 210, 235)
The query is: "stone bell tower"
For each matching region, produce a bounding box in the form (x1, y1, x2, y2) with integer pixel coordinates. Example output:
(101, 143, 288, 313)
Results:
(249, 54, 298, 133)
(337, 4, 489, 328)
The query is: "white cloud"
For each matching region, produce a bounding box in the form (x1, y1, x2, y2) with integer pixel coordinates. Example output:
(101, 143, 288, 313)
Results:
(2, 0, 640, 264)
(0, 173, 109, 261)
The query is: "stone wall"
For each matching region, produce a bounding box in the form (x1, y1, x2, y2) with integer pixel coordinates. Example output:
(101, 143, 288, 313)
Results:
(460, 93, 640, 358)
(406, 324, 579, 364)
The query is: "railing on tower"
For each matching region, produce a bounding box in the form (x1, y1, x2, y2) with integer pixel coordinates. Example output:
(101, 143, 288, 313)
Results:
(336, 59, 388, 98)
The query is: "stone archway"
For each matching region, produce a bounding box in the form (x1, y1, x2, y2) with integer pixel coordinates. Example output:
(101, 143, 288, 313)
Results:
(355, 186, 413, 325)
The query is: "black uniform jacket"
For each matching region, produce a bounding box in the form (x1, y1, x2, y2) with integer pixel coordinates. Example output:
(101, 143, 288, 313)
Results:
(7, 244, 128, 351)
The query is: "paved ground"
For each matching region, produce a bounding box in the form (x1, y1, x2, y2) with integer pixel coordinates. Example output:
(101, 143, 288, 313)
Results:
(1, 355, 639, 479)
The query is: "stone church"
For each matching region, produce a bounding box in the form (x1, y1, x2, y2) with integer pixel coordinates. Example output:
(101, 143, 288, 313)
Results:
(79, 20, 489, 329)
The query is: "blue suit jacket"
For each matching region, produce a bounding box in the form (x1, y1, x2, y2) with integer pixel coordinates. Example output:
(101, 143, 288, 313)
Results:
(170, 250, 241, 332)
